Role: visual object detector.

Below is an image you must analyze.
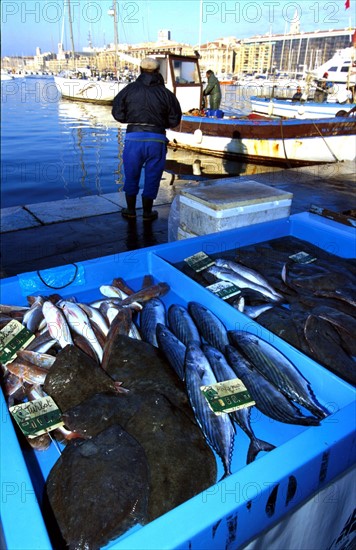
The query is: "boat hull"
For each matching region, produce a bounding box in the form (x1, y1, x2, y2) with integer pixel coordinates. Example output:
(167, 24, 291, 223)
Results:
(54, 76, 126, 105)
(250, 96, 356, 119)
(167, 115, 356, 166)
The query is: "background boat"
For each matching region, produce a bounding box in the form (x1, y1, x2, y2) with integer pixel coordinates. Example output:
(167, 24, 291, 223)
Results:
(250, 96, 356, 119)
(53, 73, 125, 105)
(0, 70, 14, 81)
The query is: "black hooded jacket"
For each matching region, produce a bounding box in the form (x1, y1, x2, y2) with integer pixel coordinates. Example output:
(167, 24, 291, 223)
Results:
(112, 72, 182, 134)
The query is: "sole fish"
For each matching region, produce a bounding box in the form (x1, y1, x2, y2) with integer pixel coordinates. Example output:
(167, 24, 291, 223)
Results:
(185, 342, 235, 478)
(225, 345, 320, 426)
(228, 330, 328, 420)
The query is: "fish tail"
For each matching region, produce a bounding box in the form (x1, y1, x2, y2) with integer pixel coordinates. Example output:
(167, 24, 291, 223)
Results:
(246, 438, 276, 464)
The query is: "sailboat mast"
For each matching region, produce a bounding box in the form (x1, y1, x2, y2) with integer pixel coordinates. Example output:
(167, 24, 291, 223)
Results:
(66, 0, 76, 69)
(113, 2, 119, 76)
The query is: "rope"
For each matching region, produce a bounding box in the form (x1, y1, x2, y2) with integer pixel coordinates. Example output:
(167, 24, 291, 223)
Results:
(279, 118, 292, 168)
(311, 120, 339, 162)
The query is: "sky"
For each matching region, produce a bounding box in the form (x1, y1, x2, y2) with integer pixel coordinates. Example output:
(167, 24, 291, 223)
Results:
(1, 0, 355, 57)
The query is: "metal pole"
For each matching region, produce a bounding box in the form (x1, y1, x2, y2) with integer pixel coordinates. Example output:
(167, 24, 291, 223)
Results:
(66, 0, 76, 70)
(113, 2, 119, 75)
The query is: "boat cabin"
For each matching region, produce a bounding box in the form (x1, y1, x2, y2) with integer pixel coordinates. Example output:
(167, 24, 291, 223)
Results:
(313, 47, 356, 85)
(152, 53, 203, 113)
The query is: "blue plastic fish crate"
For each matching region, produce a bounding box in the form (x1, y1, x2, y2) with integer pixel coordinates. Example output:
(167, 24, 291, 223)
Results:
(0, 213, 355, 550)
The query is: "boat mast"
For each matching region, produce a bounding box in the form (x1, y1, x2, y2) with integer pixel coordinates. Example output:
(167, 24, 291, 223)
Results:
(66, 0, 76, 70)
(108, 3, 119, 77)
(113, 2, 119, 76)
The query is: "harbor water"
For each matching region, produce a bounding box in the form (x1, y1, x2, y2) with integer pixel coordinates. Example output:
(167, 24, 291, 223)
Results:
(1, 77, 278, 209)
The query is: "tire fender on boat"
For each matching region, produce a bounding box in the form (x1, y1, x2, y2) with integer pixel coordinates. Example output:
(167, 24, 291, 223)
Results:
(194, 129, 203, 144)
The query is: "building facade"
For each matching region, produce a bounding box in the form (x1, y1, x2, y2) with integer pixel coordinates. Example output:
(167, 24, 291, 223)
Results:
(2, 28, 354, 78)
(237, 28, 355, 76)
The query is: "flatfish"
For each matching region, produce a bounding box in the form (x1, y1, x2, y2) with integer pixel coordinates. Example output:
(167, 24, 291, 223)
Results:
(46, 424, 149, 550)
(103, 334, 217, 521)
(304, 315, 356, 386)
(43, 345, 121, 412)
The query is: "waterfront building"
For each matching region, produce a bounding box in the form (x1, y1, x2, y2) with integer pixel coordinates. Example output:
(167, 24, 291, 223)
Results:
(2, 27, 354, 80)
(236, 28, 355, 77)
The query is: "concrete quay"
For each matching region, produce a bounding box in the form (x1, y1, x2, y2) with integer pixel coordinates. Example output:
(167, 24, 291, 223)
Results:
(1, 161, 355, 278)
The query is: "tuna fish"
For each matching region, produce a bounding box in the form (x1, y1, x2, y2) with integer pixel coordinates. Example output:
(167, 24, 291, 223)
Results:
(185, 342, 235, 478)
(140, 298, 167, 347)
(202, 344, 276, 464)
(155, 323, 186, 380)
(225, 345, 320, 426)
(228, 330, 328, 420)
(188, 301, 229, 353)
(168, 303, 201, 346)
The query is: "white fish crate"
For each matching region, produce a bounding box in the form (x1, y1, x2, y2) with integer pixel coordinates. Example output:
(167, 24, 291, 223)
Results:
(177, 179, 292, 237)
(0, 213, 355, 550)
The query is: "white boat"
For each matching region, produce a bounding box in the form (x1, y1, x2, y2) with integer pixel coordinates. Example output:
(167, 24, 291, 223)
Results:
(249, 46, 356, 118)
(249, 96, 356, 119)
(162, 55, 356, 166)
(312, 46, 356, 87)
(0, 71, 14, 81)
(54, 0, 127, 104)
(54, 72, 126, 105)
(166, 113, 356, 166)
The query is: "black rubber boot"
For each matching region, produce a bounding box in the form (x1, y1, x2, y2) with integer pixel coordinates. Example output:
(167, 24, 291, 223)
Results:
(142, 197, 158, 221)
(121, 194, 137, 219)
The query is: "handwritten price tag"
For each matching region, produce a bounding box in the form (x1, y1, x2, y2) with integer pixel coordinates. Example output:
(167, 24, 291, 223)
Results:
(10, 396, 63, 438)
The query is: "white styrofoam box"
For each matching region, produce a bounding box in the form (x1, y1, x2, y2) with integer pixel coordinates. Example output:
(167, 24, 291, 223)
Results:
(179, 179, 293, 236)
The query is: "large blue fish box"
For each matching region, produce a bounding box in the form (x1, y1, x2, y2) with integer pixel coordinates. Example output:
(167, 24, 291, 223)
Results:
(1, 212, 355, 549)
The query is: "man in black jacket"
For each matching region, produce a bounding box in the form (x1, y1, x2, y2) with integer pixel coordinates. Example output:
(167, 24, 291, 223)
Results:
(112, 57, 182, 221)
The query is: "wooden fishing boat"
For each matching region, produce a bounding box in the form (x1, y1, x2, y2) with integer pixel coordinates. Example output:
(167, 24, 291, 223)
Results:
(249, 96, 356, 119)
(166, 112, 356, 166)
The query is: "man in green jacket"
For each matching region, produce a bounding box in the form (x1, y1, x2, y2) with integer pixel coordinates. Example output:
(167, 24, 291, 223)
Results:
(203, 70, 222, 110)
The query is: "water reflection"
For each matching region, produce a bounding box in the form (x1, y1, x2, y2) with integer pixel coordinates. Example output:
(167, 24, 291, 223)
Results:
(58, 99, 118, 129)
(164, 148, 277, 182)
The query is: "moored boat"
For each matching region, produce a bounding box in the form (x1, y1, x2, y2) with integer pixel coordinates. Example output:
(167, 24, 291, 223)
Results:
(0, 70, 14, 81)
(250, 96, 356, 119)
(166, 112, 356, 166)
(53, 73, 125, 105)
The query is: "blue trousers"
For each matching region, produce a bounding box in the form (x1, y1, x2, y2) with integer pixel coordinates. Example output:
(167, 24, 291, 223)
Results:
(122, 132, 168, 199)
